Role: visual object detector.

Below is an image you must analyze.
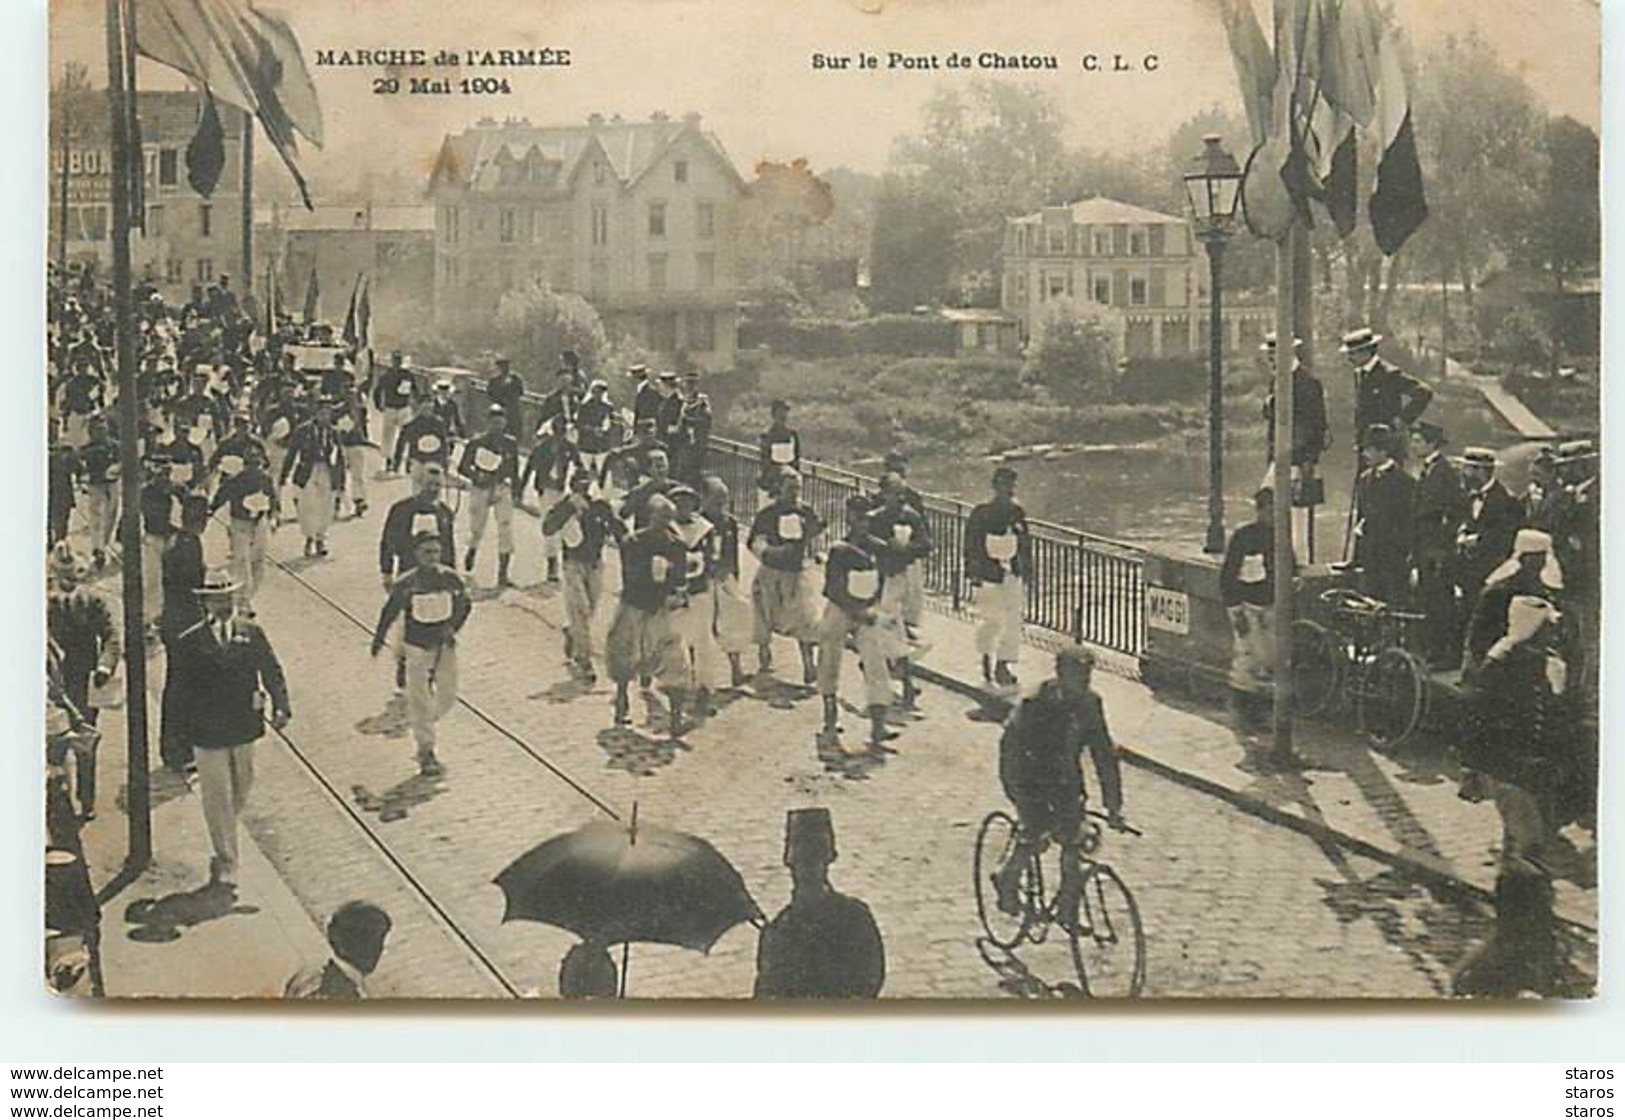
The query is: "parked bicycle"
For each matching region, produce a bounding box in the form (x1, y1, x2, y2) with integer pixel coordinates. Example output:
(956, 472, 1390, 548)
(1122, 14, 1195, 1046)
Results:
(1291, 586, 1429, 747)
(973, 808, 1145, 998)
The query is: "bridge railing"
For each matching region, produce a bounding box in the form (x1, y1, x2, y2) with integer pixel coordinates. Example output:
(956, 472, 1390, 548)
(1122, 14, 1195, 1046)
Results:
(443, 372, 1146, 659)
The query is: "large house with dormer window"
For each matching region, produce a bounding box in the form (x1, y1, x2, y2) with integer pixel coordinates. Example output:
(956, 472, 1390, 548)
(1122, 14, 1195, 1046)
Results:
(426, 112, 747, 368)
(1001, 197, 1272, 360)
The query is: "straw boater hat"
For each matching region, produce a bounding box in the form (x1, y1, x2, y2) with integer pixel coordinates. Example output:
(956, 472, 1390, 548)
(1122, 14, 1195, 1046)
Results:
(1259, 332, 1302, 352)
(1339, 326, 1382, 353)
(1486, 528, 1564, 590)
(1457, 446, 1497, 470)
(1556, 439, 1598, 464)
(196, 568, 242, 597)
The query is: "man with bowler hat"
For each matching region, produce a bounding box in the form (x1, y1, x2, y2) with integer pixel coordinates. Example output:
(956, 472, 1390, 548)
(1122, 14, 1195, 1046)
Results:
(754, 808, 885, 999)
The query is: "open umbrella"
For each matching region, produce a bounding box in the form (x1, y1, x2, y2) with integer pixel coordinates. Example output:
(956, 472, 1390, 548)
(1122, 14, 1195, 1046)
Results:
(495, 807, 760, 994)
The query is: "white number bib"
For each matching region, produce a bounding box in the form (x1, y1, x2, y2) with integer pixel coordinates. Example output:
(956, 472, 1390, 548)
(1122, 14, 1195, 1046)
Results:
(243, 492, 272, 514)
(412, 590, 454, 624)
(474, 447, 503, 472)
(168, 464, 191, 485)
(769, 441, 795, 465)
(417, 434, 442, 455)
(650, 555, 671, 584)
(269, 417, 292, 441)
(104, 463, 120, 481)
(986, 532, 1018, 562)
(188, 426, 208, 446)
(560, 517, 586, 549)
(686, 550, 706, 580)
(411, 512, 441, 538)
(1239, 555, 1267, 583)
(218, 454, 244, 477)
(847, 567, 880, 600)
(893, 523, 914, 546)
(336, 416, 356, 434)
(777, 513, 803, 542)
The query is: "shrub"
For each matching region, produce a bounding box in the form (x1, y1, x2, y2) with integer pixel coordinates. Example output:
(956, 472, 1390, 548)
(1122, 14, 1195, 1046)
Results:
(1489, 307, 1554, 370)
(1023, 309, 1119, 404)
(1113, 357, 1207, 404)
(488, 281, 609, 391)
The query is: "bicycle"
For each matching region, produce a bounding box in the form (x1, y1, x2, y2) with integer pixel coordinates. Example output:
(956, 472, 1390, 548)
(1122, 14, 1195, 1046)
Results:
(973, 807, 1146, 998)
(1291, 586, 1429, 747)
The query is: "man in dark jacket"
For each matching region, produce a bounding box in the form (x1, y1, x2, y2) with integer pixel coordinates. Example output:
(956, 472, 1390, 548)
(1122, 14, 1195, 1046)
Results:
(1342, 327, 1434, 454)
(1352, 424, 1416, 605)
(1456, 447, 1524, 608)
(1409, 421, 1467, 667)
(173, 569, 291, 889)
(484, 357, 527, 437)
(755, 809, 885, 1000)
(1261, 333, 1330, 472)
(371, 351, 418, 472)
(1220, 487, 1286, 729)
(964, 466, 1032, 688)
(285, 901, 393, 1000)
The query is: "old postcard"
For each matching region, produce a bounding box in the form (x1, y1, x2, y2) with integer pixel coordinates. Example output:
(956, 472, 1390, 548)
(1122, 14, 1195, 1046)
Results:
(43, 0, 1599, 1001)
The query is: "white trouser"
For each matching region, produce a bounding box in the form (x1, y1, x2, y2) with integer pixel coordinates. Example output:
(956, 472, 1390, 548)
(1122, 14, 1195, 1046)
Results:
(815, 603, 894, 709)
(713, 575, 753, 657)
(537, 487, 564, 561)
(141, 532, 166, 626)
(228, 518, 270, 602)
(468, 483, 515, 555)
(974, 577, 1024, 662)
(670, 589, 719, 693)
(404, 641, 459, 756)
(380, 407, 410, 467)
(344, 446, 368, 504)
(1228, 603, 1275, 695)
(195, 741, 255, 879)
(84, 483, 120, 553)
(562, 560, 602, 664)
(297, 472, 335, 539)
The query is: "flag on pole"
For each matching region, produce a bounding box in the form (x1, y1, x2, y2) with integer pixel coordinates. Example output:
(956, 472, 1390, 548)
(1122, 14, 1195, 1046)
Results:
(135, 0, 324, 208)
(1367, 28, 1427, 255)
(341, 272, 363, 347)
(1213, 0, 1275, 148)
(186, 89, 226, 196)
(264, 264, 277, 337)
(357, 276, 372, 351)
(301, 263, 319, 324)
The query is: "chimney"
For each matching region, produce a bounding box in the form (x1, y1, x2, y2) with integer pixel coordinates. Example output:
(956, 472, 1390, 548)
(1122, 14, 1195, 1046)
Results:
(588, 112, 604, 128)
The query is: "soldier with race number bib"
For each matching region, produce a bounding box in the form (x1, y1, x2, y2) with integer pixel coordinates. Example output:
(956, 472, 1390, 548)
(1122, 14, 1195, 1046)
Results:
(210, 445, 278, 606)
(457, 405, 521, 588)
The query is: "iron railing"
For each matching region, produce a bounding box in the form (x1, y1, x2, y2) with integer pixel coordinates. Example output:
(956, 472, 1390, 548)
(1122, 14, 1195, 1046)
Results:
(442, 372, 1146, 658)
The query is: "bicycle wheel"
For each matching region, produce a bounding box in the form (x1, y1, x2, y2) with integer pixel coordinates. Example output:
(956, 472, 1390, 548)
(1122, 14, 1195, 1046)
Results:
(1068, 863, 1146, 998)
(1290, 619, 1342, 718)
(1357, 646, 1428, 748)
(974, 811, 1030, 949)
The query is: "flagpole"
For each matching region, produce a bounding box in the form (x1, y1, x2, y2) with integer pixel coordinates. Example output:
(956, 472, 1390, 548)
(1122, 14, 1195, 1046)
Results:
(1269, 222, 1298, 767)
(106, 0, 153, 873)
(241, 106, 253, 283)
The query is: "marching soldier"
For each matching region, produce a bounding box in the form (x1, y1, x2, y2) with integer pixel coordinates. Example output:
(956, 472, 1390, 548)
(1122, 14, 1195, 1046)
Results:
(575, 378, 617, 486)
(1456, 447, 1524, 609)
(542, 469, 625, 682)
(747, 469, 824, 685)
(757, 399, 801, 496)
(427, 377, 468, 449)
(457, 404, 521, 588)
(1408, 420, 1467, 667)
(78, 415, 120, 571)
(964, 466, 1032, 688)
(536, 363, 582, 435)
(210, 445, 278, 605)
(669, 485, 722, 724)
(209, 410, 268, 485)
(394, 392, 454, 485)
(701, 476, 752, 691)
(379, 461, 457, 590)
(485, 356, 527, 437)
(816, 496, 896, 752)
(281, 397, 346, 558)
(138, 451, 185, 637)
(867, 471, 932, 709)
(671, 371, 713, 485)
(1351, 424, 1415, 605)
(617, 447, 680, 532)
(370, 532, 472, 778)
(1341, 327, 1434, 453)
(607, 418, 667, 495)
(152, 421, 208, 493)
(371, 351, 418, 473)
(521, 414, 582, 584)
(46, 419, 81, 551)
(605, 494, 689, 733)
(335, 393, 372, 519)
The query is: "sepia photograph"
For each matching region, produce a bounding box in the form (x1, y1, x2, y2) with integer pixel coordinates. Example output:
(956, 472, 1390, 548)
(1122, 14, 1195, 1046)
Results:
(41, 0, 1600, 1003)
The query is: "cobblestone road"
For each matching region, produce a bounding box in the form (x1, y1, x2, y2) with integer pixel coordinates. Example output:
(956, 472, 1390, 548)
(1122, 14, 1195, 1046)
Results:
(170, 460, 1540, 1001)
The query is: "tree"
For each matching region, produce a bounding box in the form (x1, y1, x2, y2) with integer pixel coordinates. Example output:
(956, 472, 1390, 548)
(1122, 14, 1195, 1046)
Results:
(1023, 309, 1119, 405)
(737, 158, 836, 293)
(490, 281, 608, 388)
(1410, 31, 1549, 312)
(889, 81, 1071, 287)
(868, 172, 956, 312)
(1527, 116, 1599, 291)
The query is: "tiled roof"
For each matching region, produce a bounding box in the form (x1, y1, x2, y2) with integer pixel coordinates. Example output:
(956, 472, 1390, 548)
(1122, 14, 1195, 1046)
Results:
(54, 89, 242, 146)
(1010, 196, 1185, 226)
(430, 115, 743, 193)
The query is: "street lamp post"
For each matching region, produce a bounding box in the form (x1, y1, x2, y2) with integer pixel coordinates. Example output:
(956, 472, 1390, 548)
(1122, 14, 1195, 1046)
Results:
(1183, 135, 1243, 556)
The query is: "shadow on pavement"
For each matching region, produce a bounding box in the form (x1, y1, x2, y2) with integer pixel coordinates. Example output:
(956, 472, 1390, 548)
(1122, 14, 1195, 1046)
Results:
(813, 730, 888, 780)
(124, 882, 259, 943)
(354, 694, 411, 739)
(1315, 867, 1488, 996)
(597, 727, 685, 776)
(742, 675, 815, 711)
(534, 677, 596, 705)
(352, 771, 448, 823)
(975, 938, 1083, 1000)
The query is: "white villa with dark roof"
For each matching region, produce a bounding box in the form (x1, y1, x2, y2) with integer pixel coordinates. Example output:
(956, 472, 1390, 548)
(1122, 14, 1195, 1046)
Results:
(1001, 197, 1272, 360)
(427, 112, 747, 368)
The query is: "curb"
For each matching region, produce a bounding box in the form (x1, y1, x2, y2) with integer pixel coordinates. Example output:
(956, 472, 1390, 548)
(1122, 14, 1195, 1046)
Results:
(909, 661, 1598, 938)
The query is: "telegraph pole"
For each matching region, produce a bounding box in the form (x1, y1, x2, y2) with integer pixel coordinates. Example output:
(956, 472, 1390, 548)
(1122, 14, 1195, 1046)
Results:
(105, 0, 152, 871)
(1268, 219, 1304, 768)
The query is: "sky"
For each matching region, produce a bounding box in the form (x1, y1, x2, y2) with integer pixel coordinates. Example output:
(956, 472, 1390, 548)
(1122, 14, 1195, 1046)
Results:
(49, 0, 1601, 197)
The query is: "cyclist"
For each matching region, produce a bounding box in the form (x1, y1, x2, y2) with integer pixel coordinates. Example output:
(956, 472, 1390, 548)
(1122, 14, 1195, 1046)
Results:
(993, 644, 1127, 923)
